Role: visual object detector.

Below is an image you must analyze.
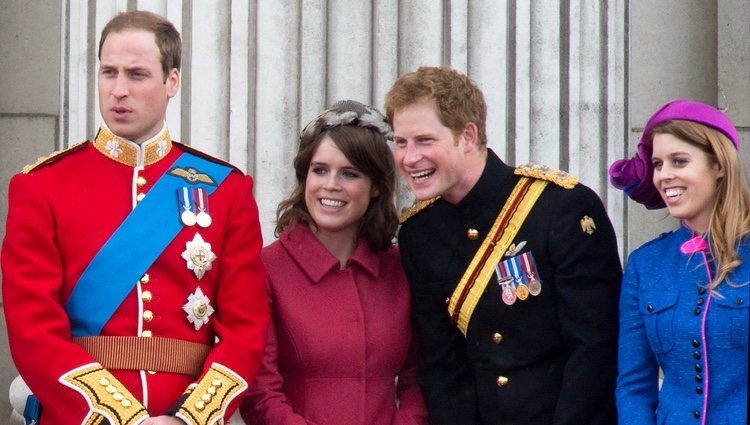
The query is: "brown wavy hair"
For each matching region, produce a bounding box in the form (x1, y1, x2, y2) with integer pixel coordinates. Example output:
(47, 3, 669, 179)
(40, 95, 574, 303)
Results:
(651, 120, 750, 289)
(384, 66, 487, 149)
(275, 125, 398, 252)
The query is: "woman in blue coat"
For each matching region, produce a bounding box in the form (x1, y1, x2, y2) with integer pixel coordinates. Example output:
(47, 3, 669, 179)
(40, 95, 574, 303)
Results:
(609, 99, 749, 424)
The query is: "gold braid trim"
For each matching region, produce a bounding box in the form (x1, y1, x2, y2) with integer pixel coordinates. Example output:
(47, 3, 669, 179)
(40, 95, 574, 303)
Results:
(59, 363, 148, 425)
(22, 142, 87, 174)
(176, 363, 247, 425)
(399, 197, 440, 224)
(84, 413, 108, 425)
(514, 162, 578, 189)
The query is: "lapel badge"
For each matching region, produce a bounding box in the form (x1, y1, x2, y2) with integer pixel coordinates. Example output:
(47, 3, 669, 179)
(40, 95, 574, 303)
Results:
(181, 233, 216, 279)
(182, 287, 215, 331)
(505, 241, 526, 257)
(580, 216, 596, 235)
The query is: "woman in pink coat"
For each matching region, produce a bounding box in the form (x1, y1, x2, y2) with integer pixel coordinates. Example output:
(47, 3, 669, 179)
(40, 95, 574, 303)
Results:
(240, 100, 427, 425)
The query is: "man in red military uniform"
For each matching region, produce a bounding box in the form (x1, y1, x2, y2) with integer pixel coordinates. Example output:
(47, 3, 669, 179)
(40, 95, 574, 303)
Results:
(1, 10, 269, 425)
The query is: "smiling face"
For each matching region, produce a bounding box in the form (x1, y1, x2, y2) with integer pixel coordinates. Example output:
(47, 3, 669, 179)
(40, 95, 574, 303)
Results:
(651, 133, 724, 233)
(98, 29, 179, 143)
(392, 100, 481, 204)
(304, 136, 377, 241)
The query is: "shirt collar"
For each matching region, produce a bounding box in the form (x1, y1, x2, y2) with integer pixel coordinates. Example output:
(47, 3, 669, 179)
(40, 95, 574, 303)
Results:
(92, 123, 173, 167)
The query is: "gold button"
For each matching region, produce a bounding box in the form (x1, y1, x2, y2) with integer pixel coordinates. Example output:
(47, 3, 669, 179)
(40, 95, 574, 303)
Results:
(142, 330, 153, 338)
(98, 377, 110, 386)
(195, 401, 206, 411)
(211, 379, 222, 387)
(121, 399, 132, 408)
(113, 392, 124, 401)
(148, 370, 156, 375)
(136, 176, 147, 188)
(141, 290, 153, 303)
(143, 310, 154, 322)
(467, 228, 479, 240)
(496, 376, 509, 387)
(492, 333, 503, 344)
(136, 192, 146, 202)
(140, 273, 150, 284)
(201, 393, 212, 402)
(206, 386, 216, 395)
(105, 385, 117, 394)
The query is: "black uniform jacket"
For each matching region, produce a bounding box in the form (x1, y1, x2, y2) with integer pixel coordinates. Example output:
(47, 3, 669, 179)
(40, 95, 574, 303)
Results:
(398, 150, 621, 425)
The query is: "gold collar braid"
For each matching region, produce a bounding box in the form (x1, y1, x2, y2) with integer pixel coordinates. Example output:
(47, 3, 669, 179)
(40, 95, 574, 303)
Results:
(93, 125, 173, 167)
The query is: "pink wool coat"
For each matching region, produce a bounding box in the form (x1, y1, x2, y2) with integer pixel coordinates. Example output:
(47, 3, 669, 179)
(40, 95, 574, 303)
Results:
(240, 223, 427, 425)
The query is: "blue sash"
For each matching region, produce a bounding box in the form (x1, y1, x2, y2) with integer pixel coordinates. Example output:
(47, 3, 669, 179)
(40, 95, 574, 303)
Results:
(66, 152, 232, 337)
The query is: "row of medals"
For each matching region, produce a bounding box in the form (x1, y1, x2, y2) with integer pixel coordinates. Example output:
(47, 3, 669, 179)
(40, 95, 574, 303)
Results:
(498, 275, 542, 306)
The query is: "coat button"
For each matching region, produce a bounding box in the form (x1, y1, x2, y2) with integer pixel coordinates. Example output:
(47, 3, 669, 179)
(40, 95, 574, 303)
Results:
(693, 410, 700, 418)
(495, 376, 509, 387)
(693, 307, 701, 315)
(692, 339, 699, 348)
(646, 304, 654, 312)
(693, 351, 701, 360)
(467, 228, 479, 240)
(136, 176, 147, 188)
(143, 310, 154, 323)
(136, 192, 146, 202)
(142, 330, 153, 338)
(140, 273, 150, 284)
(735, 297, 744, 305)
(697, 286, 706, 294)
(492, 333, 503, 344)
(141, 290, 153, 303)
(695, 386, 702, 394)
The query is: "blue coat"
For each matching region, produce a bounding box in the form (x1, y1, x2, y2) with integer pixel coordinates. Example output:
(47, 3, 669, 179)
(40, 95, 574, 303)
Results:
(617, 225, 749, 424)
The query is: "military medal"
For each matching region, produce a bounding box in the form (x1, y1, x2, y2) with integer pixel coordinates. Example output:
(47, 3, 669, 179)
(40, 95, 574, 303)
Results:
(181, 233, 216, 279)
(496, 264, 517, 305)
(515, 278, 530, 300)
(509, 256, 530, 301)
(520, 251, 542, 296)
(178, 187, 197, 226)
(182, 287, 215, 331)
(194, 188, 212, 228)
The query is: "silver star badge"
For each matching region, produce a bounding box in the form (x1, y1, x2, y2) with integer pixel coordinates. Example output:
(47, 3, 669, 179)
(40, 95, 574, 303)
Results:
(182, 287, 215, 331)
(181, 232, 216, 280)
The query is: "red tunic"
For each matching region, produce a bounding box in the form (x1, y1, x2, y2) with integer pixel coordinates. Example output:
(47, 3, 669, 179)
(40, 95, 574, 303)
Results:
(2, 126, 269, 424)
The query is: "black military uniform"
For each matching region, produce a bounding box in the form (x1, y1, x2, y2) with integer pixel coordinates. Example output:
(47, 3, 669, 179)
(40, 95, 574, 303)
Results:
(399, 150, 621, 425)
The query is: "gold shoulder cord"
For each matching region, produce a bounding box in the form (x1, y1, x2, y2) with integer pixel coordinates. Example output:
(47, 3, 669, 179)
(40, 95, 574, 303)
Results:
(176, 363, 247, 425)
(59, 364, 148, 425)
(514, 162, 578, 189)
(399, 197, 439, 224)
(22, 142, 87, 174)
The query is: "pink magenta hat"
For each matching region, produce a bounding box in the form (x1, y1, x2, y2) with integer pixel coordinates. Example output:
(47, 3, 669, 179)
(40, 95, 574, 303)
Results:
(608, 99, 739, 209)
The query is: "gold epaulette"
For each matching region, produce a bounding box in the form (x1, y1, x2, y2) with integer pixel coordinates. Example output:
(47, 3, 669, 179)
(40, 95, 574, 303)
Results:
(22, 142, 88, 174)
(514, 162, 578, 189)
(176, 363, 247, 425)
(399, 197, 440, 224)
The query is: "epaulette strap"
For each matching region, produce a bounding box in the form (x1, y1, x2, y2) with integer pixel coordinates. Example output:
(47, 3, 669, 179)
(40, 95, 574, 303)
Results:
(174, 142, 243, 176)
(399, 197, 440, 224)
(514, 162, 578, 189)
(22, 142, 88, 174)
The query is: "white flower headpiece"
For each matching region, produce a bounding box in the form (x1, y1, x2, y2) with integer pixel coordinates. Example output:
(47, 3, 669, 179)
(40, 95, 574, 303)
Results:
(300, 100, 393, 142)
